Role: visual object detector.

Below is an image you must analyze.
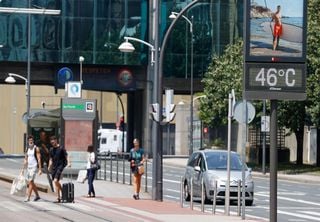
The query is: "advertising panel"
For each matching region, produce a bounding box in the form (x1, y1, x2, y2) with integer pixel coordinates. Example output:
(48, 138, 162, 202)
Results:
(245, 0, 307, 62)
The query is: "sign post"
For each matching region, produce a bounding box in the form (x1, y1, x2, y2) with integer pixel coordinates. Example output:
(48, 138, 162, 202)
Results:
(244, 0, 307, 221)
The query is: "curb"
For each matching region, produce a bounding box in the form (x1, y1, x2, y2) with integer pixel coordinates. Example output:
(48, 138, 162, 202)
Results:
(0, 173, 50, 193)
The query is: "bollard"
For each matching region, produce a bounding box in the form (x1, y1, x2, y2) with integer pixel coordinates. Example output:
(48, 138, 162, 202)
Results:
(212, 180, 217, 214)
(96, 156, 100, 180)
(180, 176, 184, 208)
(122, 153, 125, 184)
(129, 156, 132, 185)
(104, 152, 107, 180)
(110, 153, 113, 181)
(201, 177, 205, 212)
(144, 159, 148, 192)
(116, 152, 119, 183)
(97, 153, 101, 179)
(237, 179, 241, 216)
(190, 178, 194, 210)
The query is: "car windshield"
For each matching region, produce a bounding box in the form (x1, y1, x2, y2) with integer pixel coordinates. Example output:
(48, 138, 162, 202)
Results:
(205, 152, 245, 171)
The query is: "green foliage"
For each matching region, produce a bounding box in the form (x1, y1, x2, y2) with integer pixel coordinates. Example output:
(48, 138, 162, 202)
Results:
(199, 39, 243, 127)
(211, 138, 225, 148)
(306, 0, 320, 127)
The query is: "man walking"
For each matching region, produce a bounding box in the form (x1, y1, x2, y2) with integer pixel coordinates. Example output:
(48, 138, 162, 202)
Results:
(36, 130, 54, 192)
(48, 136, 69, 203)
(24, 135, 42, 202)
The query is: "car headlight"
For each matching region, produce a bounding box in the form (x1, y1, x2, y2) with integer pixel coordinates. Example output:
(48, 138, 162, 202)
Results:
(245, 174, 253, 183)
(209, 178, 221, 187)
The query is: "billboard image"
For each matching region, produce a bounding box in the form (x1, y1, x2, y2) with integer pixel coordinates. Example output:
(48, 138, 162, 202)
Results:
(245, 0, 306, 62)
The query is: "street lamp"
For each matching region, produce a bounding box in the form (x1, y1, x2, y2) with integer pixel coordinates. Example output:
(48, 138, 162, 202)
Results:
(169, 12, 194, 155)
(79, 56, 85, 85)
(5, 73, 29, 148)
(119, 0, 199, 201)
(0, 4, 60, 150)
(119, 35, 159, 200)
(118, 37, 155, 64)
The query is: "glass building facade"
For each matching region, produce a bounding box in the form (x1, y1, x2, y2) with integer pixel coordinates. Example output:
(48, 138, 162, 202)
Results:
(0, 0, 243, 80)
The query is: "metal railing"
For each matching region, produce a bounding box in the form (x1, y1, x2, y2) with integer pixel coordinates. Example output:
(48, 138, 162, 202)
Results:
(96, 152, 148, 191)
(180, 177, 243, 217)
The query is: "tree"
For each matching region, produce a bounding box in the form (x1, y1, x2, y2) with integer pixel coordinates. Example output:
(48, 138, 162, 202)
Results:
(306, 0, 320, 166)
(199, 39, 243, 127)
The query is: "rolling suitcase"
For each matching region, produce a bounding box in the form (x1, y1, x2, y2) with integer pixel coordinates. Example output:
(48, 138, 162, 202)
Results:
(61, 174, 74, 203)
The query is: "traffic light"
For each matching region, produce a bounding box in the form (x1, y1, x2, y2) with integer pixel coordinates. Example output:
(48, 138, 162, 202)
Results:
(165, 103, 176, 122)
(150, 103, 160, 122)
(165, 89, 176, 123)
(203, 127, 208, 134)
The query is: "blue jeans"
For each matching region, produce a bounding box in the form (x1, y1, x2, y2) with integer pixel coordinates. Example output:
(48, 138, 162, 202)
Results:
(87, 168, 96, 196)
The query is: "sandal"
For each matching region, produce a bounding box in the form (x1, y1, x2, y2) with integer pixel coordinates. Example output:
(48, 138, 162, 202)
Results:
(54, 198, 61, 203)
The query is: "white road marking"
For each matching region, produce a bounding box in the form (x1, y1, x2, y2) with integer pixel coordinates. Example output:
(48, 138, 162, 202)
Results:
(164, 195, 180, 200)
(278, 192, 306, 196)
(300, 211, 320, 217)
(256, 193, 320, 206)
(163, 178, 180, 184)
(0, 201, 29, 211)
(165, 188, 180, 193)
(278, 210, 320, 221)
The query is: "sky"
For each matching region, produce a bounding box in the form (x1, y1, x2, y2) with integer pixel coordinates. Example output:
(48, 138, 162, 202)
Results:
(253, 0, 303, 17)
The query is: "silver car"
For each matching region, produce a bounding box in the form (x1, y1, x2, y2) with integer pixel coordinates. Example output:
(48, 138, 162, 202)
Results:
(183, 149, 254, 206)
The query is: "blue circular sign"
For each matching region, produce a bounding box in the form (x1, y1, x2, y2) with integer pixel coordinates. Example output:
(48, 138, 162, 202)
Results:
(57, 67, 73, 85)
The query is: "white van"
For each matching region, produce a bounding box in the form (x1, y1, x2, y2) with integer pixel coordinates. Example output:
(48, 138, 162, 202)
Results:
(97, 128, 127, 153)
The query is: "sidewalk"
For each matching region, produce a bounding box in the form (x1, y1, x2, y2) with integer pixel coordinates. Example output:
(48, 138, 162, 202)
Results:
(0, 156, 264, 222)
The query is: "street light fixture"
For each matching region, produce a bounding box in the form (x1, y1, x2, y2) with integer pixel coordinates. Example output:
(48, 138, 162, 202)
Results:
(5, 73, 29, 148)
(0, 4, 60, 150)
(119, 0, 199, 201)
(119, 36, 155, 64)
(0, 7, 60, 14)
(79, 56, 85, 85)
(169, 11, 194, 155)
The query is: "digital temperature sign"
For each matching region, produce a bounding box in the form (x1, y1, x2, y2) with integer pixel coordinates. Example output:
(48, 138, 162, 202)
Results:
(244, 63, 306, 100)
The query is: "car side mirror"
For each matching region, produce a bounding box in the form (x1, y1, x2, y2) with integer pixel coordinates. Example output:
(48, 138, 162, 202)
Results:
(194, 166, 201, 172)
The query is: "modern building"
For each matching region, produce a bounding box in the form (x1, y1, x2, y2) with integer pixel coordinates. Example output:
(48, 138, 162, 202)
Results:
(0, 0, 243, 155)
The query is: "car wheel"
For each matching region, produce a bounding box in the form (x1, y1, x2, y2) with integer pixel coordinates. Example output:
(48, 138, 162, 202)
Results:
(184, 182, 191, 201)
(245, 200, 253, 206)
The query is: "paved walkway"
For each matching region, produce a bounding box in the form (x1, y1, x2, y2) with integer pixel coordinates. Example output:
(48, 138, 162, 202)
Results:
(1, 156, 319, 221)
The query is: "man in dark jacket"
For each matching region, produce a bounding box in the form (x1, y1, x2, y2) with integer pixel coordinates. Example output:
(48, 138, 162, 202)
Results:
(48, 136, 70, 203)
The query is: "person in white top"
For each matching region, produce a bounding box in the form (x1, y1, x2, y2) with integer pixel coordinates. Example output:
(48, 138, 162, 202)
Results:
(86, 145, 96, 197)
(24, 135, 42, 202)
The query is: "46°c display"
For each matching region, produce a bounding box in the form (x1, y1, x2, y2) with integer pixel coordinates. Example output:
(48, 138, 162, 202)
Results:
(244, 63, 306, 100)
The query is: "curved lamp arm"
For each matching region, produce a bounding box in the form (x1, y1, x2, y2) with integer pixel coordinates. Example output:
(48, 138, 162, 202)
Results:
(7, 73, 27, 82)
(169, 12, 193, 33)
(119, 37, 155, 64)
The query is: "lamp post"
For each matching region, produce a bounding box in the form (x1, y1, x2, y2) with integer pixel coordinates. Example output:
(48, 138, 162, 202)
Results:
(169, 12, 194, 155)
(79, 56, 85, 85)
(119, 35, 159, 201)
(119, 0, 199, 201)
(5, 73, 29, 148)
(0, 5, 60, 150)
(116, 93, 125, 153)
